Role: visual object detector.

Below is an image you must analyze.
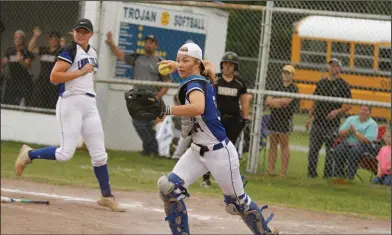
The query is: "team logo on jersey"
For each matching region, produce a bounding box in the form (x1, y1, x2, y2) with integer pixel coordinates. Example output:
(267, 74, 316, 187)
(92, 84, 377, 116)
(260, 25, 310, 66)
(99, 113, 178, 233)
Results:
(77, 57, 99, 70)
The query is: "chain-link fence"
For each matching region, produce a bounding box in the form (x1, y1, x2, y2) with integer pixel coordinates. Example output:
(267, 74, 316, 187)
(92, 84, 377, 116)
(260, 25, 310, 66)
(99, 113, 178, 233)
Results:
(252, 1, 391, 182)
(133, 1, 391, 183)
(1, 1, 391, 184)
(0, 1, 80, 111)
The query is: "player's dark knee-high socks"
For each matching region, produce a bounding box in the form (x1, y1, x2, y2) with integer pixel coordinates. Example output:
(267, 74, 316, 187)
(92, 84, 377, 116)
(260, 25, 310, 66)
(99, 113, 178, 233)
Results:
(94, 164, 112, 197)
(28, 147, 57, 160)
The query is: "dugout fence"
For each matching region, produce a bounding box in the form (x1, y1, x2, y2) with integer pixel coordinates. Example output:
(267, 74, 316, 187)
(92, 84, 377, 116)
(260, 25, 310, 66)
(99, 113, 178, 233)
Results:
(1, 1, 390, 179)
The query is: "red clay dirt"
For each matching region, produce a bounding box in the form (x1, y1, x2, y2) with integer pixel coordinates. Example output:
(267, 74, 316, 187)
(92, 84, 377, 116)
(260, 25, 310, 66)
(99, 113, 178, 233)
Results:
(1, 179, 390, 234)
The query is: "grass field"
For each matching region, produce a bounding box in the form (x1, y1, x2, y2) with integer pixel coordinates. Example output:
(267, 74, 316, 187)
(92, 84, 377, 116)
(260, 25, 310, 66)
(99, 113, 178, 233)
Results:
(1, 141, 390, 219)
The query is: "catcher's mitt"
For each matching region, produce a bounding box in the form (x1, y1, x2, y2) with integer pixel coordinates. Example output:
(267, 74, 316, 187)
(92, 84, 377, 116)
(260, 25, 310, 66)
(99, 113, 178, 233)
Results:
(124, 88, 166, 121)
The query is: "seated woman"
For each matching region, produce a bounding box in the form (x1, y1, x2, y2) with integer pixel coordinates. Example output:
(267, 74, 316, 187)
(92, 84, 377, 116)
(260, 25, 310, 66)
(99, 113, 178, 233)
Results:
(372, 131, 391, 186)
(334, 105, 378, 180)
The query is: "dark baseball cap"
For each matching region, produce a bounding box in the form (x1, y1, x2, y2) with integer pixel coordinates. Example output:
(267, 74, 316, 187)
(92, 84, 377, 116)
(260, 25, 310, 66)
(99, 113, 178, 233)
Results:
(145, 34, 158, 43)
(73, 18, 93, 32)
(48, 31, 61, 38)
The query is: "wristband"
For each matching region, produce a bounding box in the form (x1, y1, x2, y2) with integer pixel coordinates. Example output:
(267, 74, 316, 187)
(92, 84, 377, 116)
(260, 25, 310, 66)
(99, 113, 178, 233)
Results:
(165, 105, 171, 115)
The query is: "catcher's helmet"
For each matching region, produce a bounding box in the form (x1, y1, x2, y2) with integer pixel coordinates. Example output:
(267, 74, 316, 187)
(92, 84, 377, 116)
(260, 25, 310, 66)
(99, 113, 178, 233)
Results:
(220, 51, 239, 71)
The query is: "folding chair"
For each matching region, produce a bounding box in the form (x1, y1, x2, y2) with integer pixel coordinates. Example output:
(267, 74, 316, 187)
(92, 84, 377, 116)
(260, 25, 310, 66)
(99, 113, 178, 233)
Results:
(359, 125, 387, 182)
(329, 125, 386, 182)
(259, 115, 270, 172)
(259, 115, 270, 150)
(237, 114, 270, 169)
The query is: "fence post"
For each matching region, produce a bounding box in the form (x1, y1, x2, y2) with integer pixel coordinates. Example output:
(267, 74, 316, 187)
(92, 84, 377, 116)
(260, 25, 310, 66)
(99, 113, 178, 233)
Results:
(246, 1, 274, 174)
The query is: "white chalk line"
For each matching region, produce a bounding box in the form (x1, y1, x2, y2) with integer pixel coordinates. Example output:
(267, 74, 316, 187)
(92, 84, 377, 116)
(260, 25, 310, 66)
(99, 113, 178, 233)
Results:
(1, 188, 390, 234)
(1, 188, 221, 221)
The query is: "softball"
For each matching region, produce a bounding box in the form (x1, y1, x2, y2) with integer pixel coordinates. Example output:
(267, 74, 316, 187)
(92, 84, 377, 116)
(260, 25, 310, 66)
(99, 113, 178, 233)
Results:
(158, 63, 171, 76)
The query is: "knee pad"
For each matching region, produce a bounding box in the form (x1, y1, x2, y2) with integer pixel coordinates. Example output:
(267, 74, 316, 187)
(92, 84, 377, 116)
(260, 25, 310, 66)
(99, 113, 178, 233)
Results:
(90, 151, 108, 167)
(157, 173, 190, 235)
(55, 148, 75, 162)
(224, 195, 278, 235)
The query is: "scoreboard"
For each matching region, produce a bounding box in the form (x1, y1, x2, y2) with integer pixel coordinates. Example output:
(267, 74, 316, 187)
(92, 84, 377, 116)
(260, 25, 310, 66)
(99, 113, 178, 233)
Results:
(115, 3, 208, 83)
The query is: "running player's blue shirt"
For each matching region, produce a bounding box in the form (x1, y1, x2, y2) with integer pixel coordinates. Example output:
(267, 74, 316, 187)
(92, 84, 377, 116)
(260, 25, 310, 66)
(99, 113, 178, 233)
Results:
(180, 75, 227, 145)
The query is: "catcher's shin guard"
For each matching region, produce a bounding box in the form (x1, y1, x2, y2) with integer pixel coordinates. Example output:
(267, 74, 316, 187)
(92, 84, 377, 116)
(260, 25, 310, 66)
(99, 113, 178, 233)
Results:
(158, 173, 190, 235)
(224, 194, 278, 235)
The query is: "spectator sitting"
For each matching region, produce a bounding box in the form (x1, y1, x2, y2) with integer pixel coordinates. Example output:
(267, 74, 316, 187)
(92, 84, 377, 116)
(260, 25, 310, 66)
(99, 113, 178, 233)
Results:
(334, 105, 378, 180)
(372, 130, 391, 186)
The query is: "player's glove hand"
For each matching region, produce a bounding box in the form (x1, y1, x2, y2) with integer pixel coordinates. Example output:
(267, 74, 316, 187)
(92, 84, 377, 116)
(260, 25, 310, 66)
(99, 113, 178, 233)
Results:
(125, 88, 168, 121)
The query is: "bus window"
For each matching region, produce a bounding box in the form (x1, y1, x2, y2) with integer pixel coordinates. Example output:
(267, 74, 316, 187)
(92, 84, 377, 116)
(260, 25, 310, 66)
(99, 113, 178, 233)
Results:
(331, 42, 350, 67)
(379, 47, 391, 73)
(300, 39, 327, 65)
(355, 44, 374, 70)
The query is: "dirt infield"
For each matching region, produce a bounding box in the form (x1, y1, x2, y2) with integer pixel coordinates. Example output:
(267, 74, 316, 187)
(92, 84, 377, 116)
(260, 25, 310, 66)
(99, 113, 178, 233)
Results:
(1, 179, 390, 234)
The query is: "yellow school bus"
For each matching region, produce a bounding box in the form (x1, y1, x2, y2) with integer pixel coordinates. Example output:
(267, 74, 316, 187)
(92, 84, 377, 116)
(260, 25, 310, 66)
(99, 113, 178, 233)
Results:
(290, 15, 391, 121)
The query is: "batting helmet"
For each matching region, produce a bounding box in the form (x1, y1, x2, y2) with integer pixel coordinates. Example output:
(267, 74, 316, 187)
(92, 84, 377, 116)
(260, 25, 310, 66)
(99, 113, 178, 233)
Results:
(220, 51, 240, 71)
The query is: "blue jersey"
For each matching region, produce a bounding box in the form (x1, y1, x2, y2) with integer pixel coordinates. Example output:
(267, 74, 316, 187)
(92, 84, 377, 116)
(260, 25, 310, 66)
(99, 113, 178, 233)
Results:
(178, 75, 227, 145)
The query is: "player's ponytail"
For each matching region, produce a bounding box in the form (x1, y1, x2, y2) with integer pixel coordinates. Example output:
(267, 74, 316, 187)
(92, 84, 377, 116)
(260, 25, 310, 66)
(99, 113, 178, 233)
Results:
(198, 60, 216, 84)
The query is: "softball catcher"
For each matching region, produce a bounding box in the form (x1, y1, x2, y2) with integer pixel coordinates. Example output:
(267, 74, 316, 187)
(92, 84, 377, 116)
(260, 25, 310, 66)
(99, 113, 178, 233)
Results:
(125, 43, 278, 235)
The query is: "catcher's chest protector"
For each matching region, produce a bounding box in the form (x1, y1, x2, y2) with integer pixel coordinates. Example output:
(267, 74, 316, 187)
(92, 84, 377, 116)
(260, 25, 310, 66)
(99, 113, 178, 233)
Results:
(176, 75, 226, 143)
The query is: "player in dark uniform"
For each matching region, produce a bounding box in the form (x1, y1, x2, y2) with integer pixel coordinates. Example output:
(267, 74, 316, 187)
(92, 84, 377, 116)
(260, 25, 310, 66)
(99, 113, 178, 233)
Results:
(201, 51, 251, 188)
(28, 27, 62, 109)
(1, 30, 34, 106)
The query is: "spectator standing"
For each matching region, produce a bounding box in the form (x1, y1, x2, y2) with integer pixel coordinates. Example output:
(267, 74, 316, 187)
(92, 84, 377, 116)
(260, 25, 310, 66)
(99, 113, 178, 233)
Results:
(28, 27, 62, 109)
(105, 32, 171, 157)
(265, 65, 299, 176)
(1, 30, 34, 106)
(306, 58, 352, 179)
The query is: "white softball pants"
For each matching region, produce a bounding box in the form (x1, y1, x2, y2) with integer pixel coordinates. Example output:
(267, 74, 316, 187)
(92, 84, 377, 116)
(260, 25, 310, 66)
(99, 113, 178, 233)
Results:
(55, 95, 107, 166)
(172, 141, 244, 196)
